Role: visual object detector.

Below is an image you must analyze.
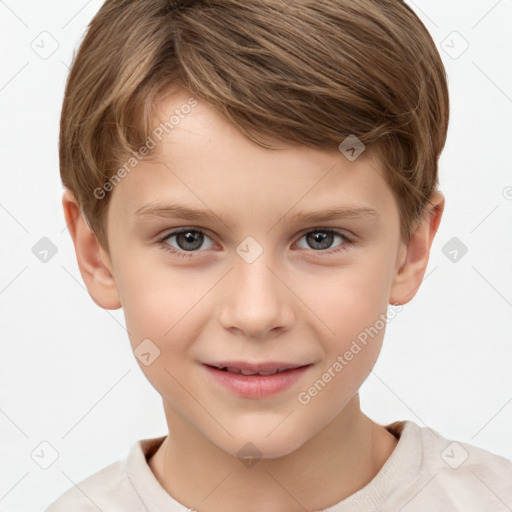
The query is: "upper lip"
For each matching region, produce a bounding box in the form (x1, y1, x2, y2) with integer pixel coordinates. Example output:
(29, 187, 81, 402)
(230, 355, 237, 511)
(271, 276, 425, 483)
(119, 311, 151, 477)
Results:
(204, 361, 310, 373)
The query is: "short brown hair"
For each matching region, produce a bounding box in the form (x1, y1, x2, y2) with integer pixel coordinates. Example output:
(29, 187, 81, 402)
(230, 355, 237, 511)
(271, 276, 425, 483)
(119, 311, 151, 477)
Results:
(60, 0, 449, 252)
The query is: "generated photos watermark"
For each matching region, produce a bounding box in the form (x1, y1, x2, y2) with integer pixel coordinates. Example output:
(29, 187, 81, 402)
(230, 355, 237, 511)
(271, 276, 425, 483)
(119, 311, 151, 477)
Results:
(297, 304, 403, 405)
(93, 97, 198, 200)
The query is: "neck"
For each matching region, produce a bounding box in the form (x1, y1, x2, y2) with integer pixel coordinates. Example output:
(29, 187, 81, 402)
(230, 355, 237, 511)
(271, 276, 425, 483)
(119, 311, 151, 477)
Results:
(148, 394, 398, 512)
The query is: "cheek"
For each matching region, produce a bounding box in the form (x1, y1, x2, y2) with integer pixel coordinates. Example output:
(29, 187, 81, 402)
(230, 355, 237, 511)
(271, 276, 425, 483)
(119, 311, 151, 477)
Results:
(116, 261, 210, 406)
(115, 255, 202, 352)
(295, 261, 390, 424)
(303, 254, 392, 348)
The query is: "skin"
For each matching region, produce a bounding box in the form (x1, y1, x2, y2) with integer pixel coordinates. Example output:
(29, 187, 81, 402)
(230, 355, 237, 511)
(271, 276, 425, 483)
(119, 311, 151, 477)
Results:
(63, 87, 444, 512)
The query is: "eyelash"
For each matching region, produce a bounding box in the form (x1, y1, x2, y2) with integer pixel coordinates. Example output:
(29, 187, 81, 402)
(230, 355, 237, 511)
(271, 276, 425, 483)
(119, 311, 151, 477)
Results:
(157, 228, 355, 259)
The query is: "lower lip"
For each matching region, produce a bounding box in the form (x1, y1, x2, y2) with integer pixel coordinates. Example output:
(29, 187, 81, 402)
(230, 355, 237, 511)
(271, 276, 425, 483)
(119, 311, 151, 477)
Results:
(203, 364, 311, 398)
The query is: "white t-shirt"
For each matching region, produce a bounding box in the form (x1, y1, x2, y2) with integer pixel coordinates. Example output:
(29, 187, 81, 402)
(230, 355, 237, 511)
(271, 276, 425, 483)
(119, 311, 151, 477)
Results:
(44, 420, 512, 511)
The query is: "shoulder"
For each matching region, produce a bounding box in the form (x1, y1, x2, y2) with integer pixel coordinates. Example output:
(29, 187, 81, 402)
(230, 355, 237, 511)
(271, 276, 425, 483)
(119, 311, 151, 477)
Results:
(415, 421, 512, 477)
(44, 446, 147, 512)
(392, 421, 512, 509)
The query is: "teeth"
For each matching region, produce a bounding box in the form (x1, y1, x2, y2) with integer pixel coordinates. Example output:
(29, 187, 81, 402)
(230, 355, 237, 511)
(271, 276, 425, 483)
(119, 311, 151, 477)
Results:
(214, 365, 296, 375)
(240, 369, 258, 375)
(233, 368, 288, 376)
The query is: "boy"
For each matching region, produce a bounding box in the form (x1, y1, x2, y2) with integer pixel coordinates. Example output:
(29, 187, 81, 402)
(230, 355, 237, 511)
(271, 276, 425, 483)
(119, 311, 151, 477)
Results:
(47, 0, 512, 510)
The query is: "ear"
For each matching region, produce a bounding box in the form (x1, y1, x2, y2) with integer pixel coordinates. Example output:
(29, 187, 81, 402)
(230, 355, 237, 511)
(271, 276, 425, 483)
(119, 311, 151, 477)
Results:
(389, 191, 445, 305)
(62, 189, 121, 310)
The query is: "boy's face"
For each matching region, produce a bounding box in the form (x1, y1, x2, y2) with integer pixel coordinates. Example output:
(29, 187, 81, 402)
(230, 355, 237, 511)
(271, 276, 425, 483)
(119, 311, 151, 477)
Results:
(70, 87, 442, 459)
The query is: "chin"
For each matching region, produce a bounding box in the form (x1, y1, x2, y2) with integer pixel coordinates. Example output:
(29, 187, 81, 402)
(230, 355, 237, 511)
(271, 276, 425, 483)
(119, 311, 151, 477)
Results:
(216, 426, 311, 462)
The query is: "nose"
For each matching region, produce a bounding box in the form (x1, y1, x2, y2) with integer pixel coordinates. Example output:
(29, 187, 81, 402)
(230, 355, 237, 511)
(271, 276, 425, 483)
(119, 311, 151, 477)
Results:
(218, 250, 296, 339)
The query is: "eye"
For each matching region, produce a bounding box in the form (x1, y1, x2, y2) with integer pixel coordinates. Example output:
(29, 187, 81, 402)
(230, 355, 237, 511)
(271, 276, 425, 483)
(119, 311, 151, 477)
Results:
(158, 228, 215, 259)
(294, 228, 354, 255)
(158, 227, 354, 259)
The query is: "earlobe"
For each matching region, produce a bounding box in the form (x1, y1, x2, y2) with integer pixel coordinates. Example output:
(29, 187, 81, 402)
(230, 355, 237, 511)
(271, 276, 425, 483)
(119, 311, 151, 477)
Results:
(389, 191, 445, 306)
(62, 189, 121, 310)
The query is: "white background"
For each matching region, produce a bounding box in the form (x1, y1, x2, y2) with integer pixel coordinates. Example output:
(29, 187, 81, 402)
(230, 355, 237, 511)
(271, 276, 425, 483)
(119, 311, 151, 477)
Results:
(1, 1, 511, 510)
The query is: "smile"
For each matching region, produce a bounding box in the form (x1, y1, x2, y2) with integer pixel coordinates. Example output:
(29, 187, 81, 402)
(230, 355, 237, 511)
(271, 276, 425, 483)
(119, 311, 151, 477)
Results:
(211, 366, 296, 376)
(203, 362, 312, 398)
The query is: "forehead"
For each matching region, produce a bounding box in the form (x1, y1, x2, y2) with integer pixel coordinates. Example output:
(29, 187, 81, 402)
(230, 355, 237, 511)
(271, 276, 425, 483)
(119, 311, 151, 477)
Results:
(107, 89, 397, 228)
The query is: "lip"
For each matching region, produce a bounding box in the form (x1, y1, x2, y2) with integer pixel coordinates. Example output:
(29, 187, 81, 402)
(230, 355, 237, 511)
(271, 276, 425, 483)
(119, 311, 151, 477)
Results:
(204, 360, 308, 373)
(203, 362, 312, 399)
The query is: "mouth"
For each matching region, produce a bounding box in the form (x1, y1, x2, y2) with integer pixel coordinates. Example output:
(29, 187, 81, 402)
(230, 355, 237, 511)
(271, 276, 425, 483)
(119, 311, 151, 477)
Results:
(204, 362, 311, 376)
(202, 361, 313, 398)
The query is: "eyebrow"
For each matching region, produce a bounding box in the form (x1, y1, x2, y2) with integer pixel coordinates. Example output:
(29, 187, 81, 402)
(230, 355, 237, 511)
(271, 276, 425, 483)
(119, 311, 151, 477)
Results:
(133, 202, 379, 226)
